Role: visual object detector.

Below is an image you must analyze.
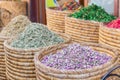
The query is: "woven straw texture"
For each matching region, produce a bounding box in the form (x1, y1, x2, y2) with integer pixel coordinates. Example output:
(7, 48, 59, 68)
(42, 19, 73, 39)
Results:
(0, 1, 26, 27)
(34, 42, 119, 80)
(0, 36, 9, 80)
(99, 24, 120, 60)
(4, 32, 71, 80)
(65, 16, 101, 43)
(99, 24, 120, 76)
(46, 8, 72, 33)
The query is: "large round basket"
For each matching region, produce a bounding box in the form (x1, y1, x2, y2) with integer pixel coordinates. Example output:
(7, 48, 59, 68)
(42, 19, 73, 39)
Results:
(65, 16, 101, 43)
(46, 8, 73, 33)
(34, 42, 118, 80)
(0, 1, 26, 27)
(4, 32, 71, 80)
(0, 36, 9, 80)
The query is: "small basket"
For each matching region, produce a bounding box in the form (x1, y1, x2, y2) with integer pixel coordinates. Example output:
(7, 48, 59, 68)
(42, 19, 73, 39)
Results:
(65, 16, 101, 43)
(46, 8, 73, 33)
(34, 42, 118, 80)
(4, 32, 71, 80)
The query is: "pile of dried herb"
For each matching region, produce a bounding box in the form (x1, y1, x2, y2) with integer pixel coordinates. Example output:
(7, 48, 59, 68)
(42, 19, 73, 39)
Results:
(70, 4, 116, 22)
(41, 43, 112, 70)
(56, 0, 82, 11)
(10, 23, 64, 49)
(0, 15, 31, 37)
(107, 18, 120, 29)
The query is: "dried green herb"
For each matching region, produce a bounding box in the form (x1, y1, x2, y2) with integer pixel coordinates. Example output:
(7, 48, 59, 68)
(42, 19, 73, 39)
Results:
(10, 23, 64, 49)
(0, 15, 31, 37)
(70, 4, 116, 22)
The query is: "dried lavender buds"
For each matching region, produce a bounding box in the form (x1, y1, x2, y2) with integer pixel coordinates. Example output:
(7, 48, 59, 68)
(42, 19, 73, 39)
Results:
(41, 43, 112, 70)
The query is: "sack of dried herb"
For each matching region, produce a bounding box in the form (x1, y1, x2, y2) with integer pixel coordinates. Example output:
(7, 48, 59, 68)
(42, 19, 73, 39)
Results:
(0, 15, 31, 37)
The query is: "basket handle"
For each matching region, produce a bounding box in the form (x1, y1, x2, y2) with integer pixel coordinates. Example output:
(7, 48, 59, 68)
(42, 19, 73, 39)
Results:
(101, 65, 120, 80)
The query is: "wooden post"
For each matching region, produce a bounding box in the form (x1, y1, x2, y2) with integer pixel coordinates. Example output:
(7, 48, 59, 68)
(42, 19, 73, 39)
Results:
(22, 0, 30, 17)
(28, 0, 46, 24)
(38, 0, 46, 24)
(79, 0, 84, 5)
(29, 0, 38, 22)
(119, 0, 120, 17)
(84, 0, 89, 7)
(114, 0, 119, 17)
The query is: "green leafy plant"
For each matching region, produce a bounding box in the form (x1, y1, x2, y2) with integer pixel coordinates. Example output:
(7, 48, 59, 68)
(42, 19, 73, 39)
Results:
(70, 4, 116, 22)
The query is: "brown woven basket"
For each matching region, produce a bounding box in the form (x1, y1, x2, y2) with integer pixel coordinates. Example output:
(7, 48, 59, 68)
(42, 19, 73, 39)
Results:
(65, 16, 101, 43)
(0, 36, 9, 80)
(34, 42, 118, 80)
(46, 8, 73, 33)
(4, 32, 71, 80)
(0, 1, 27, 27)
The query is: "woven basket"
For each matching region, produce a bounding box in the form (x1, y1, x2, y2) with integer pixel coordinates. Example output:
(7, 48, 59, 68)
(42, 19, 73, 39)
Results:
(99, 24, 120, 61)
(0, 1, 27, 27)
(99, 24, 120, 76)
(0, 36, 9, 80)
(46, 8, 73, 33)
(34, 42, 118, 80)
(65, 16, 101, 43)
(4, 32, 71, 80)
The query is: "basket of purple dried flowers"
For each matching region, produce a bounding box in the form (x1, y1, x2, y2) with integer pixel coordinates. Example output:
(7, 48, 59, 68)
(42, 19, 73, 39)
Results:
(34, 42, 119, 80)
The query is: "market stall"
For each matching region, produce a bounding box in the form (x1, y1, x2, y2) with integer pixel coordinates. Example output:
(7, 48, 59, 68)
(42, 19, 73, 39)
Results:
(0, 0, 119, 80)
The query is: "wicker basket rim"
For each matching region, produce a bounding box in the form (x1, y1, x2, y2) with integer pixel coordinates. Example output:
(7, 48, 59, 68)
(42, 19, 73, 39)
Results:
(4, 38, 69, 52)
(34, 42, 118, 74)
(100, 23, 120, 32)
(65, 16, 103, 24)
(0, 35, 10, 40)
(46, 8, 73, 14)
(4, 40, 42, 52)
(35, 60, 118, 79)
